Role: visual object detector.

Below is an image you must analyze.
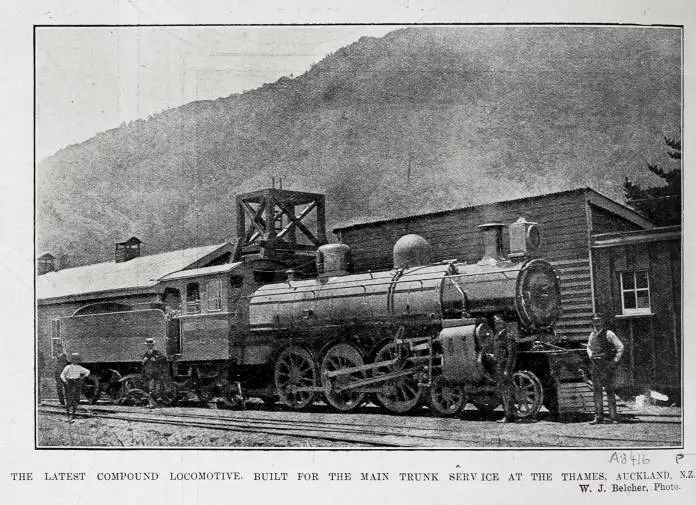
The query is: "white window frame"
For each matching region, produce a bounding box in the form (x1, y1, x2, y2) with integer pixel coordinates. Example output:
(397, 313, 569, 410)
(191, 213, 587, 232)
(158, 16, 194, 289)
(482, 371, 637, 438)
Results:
(206, 278, 222, 312)
(619, 270, 651, 315)
(50, 319, 62, 355)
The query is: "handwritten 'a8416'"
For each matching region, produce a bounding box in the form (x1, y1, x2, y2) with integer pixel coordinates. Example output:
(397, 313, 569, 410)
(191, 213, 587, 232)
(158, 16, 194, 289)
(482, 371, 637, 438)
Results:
(609, 452, 650, 466)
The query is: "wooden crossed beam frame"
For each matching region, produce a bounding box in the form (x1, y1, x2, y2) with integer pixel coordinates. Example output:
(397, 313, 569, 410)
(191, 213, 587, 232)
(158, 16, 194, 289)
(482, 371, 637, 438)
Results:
(242, 200, 267, 243)
(242, 198, 320, 246)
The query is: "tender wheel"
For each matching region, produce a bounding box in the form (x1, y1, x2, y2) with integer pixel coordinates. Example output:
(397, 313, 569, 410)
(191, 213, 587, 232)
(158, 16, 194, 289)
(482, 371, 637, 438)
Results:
(321, 343, 366, 412)
(471, 393, 500, 414)
(511, 370, 544, 419)
(81, 375, 100, 404)
(373, 342, 422, 414)
(216, 380, 244, 408)
(114, 376, 147, 405)
(153, 380, 179, 406)
(274, 346, 317, 409)
(429, 375, 466, 416)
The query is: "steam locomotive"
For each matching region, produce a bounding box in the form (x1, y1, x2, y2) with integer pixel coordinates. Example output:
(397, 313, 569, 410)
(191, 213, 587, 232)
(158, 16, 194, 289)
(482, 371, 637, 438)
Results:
(52, 202, 577, 419)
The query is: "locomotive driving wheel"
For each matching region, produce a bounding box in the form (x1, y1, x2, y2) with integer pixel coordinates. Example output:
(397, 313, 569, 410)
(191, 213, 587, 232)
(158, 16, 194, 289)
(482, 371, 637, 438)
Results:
(320, 343, 366, 412)
(510, 370, 544, 419)
(429, 375, 466, 417)
(373, 342, 423, 414)
(274, 346, 317, 409)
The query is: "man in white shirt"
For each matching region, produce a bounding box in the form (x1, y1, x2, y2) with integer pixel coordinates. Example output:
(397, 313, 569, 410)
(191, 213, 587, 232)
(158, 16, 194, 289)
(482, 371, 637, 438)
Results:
(587, 314, 624, 424)
(60, 353, 90, 419)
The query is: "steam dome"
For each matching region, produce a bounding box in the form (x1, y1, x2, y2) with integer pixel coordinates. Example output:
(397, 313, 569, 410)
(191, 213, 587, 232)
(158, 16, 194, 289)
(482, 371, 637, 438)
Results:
(393, 234, 432, 269)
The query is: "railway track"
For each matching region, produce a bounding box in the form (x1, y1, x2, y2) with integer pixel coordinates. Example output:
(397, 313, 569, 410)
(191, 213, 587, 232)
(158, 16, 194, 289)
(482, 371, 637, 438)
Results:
(39, 403, 470, 447)
(38, 401, 681, 448)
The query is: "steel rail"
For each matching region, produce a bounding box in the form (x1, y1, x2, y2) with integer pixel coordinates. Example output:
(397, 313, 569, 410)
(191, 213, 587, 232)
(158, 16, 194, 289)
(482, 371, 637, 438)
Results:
(38, 402, 680, 447)
(38, 405, 402, 447)
(41, 404, 511, 447)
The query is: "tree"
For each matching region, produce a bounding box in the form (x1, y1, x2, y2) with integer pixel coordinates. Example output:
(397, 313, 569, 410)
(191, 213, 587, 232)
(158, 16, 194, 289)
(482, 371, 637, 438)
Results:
(624, 136, 681, 226)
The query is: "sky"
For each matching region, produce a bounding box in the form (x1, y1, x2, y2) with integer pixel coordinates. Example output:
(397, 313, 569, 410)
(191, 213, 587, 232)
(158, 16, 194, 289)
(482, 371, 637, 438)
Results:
(35, 26, 396, 160)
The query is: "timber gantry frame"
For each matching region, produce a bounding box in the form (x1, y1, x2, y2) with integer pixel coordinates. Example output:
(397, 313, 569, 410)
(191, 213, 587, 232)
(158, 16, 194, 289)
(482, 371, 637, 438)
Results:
(234, 188, 327, 264)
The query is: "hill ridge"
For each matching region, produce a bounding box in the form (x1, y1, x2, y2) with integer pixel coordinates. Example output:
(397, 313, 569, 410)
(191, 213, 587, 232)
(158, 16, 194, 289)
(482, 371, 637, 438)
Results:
(37, 27, 680, 266)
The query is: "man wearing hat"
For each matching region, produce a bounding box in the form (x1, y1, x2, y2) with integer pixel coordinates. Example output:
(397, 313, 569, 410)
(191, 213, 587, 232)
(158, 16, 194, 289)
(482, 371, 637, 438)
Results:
(60, 353, 90, 419)
(587, 313, 624, 424)
(53, 342, 69, 405)
(142, 338, 167, 408)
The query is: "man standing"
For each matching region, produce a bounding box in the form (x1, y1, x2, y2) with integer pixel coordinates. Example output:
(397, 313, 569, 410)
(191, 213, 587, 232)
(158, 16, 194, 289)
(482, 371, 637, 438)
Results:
(53, 343, 69, 406)
(60, 353, 90, 419)
(587, 313, 624, 424)
(494, 321, 517, 423)
(142, 338, 167, 408)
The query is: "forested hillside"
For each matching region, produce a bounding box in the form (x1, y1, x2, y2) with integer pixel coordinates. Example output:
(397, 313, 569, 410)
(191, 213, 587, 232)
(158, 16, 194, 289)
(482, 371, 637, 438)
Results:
(37, 27, 680, 266)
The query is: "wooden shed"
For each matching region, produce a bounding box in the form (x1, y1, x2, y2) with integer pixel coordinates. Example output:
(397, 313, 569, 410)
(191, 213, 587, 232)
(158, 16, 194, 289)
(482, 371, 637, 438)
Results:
(333, 188, 654, 342)
(591, 226, 681, 395)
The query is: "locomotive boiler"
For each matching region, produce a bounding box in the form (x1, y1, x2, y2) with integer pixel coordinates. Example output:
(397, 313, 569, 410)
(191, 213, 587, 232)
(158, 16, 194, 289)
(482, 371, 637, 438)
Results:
(243, 219, 561, 416)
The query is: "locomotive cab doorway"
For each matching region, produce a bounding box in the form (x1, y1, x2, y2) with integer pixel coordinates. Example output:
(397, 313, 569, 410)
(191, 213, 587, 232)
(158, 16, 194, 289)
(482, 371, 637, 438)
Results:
(162, 287, 182, 355)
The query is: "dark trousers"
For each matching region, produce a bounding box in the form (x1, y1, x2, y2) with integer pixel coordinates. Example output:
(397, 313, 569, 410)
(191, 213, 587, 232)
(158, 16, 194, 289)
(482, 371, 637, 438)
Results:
(65, 379, 82, 417)
(591, 358, 617, 420)
(500, 380, 515, 419)
(147, 377, 159, 407)
(54, 375, 65, 405)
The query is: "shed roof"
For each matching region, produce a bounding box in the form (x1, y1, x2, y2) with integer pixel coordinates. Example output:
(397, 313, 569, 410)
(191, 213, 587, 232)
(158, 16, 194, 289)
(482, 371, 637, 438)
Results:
(332, 187, 654, 233)
(37, 242, 233, 303)
(159, 262, 243, 281)
(591, 225, 681, 249)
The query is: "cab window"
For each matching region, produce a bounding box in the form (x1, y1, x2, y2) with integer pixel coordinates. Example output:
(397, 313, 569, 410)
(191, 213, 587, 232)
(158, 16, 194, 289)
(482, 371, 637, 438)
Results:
(186, 282, 201, 314)
(207, 278, 222, 311)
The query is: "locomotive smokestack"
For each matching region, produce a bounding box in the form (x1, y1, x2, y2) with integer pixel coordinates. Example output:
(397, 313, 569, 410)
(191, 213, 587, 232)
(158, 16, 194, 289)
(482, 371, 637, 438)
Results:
(477, 223, 506, 265)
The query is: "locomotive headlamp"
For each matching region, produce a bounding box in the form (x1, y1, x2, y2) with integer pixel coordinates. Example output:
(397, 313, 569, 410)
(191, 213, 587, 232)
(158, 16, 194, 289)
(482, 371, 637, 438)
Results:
(509, 217, 541, 261)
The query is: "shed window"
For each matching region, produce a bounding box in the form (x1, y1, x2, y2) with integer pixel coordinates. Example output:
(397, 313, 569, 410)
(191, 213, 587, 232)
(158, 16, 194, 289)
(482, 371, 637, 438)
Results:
(50, 319, 61, 355)
(207, 278, 222, 311)
(620, 271, 651, 315)
(186, 282, 201, 314)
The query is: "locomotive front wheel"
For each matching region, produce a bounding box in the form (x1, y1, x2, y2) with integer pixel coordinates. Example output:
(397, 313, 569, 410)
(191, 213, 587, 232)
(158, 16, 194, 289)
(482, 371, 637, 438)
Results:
(373, 342, 422, 414)
(429, 375, 466, 417)
(511, 370, 544, 419)
(320, 343, 366, 412)
(81, 375, 100, 404)
(274, 346, 317, 409)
